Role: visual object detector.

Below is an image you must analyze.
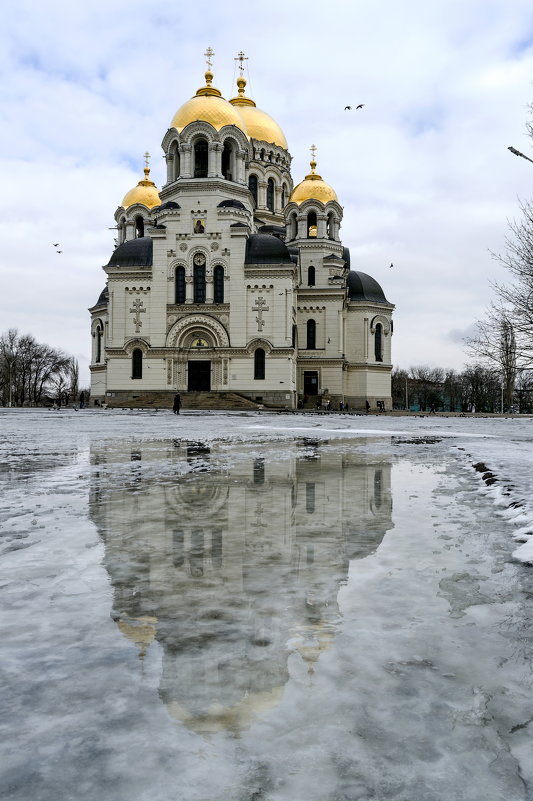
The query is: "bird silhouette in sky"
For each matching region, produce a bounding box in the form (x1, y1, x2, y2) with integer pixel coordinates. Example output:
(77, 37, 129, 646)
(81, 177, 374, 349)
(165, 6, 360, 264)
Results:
(52, 243, 59, 247)
(56, 250, 63, 254)
(345, 106, 352, 110)
(389, 263, 393, 268)
(356, 104, 365, 109)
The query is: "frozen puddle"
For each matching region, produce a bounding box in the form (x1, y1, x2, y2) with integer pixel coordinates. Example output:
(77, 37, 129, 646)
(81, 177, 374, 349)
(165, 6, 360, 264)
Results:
(1, 411, 533, 801)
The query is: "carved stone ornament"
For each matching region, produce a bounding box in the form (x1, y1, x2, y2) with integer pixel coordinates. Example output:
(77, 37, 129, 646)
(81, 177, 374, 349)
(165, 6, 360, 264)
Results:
(179, 242, 188, 252)
(211, 242, 219, 251)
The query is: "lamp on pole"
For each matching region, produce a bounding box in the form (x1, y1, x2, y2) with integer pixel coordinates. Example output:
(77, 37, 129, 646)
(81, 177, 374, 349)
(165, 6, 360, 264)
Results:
(508, 146, 533, 165)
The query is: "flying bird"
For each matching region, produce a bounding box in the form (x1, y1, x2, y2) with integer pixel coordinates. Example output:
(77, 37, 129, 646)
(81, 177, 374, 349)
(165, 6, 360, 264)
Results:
(389, 263, 393, 268)
(344, 106, 352, 110)
(56, 250, 63, 254)
(356, 104, 365, 109)
(52, 243, 59, 247)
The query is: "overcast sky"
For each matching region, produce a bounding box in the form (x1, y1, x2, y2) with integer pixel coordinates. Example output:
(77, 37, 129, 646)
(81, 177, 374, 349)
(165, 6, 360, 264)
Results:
(2, 0, 533, 386)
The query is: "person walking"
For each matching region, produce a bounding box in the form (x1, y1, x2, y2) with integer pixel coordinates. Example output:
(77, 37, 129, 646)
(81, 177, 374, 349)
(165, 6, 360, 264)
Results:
(79, 391, 85, 409)
(173, 393, 181, 414)
(365, 400, 370, 414)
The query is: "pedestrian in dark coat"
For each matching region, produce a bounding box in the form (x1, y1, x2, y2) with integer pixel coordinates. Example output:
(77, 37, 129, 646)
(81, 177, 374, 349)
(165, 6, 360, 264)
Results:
(365, 400, 370, 414)
(173, 394, 181, 414)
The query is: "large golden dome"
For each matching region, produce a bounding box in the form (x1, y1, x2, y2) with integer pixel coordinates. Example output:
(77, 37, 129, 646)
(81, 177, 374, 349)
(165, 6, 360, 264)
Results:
(171, 70, 248, 135)
(230, 77, 288, 149)
(289, 157, 338, 205)
(121, 166, 161, 209)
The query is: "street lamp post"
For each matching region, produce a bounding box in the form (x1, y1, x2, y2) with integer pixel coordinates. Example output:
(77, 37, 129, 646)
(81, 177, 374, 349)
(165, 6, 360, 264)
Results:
(508, 146, 533, 164)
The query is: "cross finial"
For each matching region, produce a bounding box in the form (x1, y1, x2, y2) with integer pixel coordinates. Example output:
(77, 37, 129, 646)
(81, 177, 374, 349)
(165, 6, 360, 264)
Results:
(235, 50, 248, 75)
(143, 151, 151, 169)
(310, 144, 317, 161)
(204, 46, 215, 69)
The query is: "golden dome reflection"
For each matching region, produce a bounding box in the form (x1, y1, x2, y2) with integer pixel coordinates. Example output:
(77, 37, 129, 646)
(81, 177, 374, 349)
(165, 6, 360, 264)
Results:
(121, 166, 161, 209)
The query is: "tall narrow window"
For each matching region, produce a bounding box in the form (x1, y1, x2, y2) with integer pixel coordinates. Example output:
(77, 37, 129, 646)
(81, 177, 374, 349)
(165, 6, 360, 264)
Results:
(253, 458, 265, 484)
(213, 265, 224, 303)
(375, 323, 383, 362)
(96, 325, 102, 363)
(135, 216, 144, 238)
(222, 142, 232, 179)
(306, 319, 316, 349)
(194, 139, 208, 177)
(175, 266, 185, 304)
(132, 348, 142, 379)
(281, 185, 286, 208)
(307, 211, 317, 237)
(306, 482, 315, 513)
(193, 264, 206, 303)
(307, 265, 315, 286)
(266, 178, 275, 211)
(254, 348, 265, 379)
(248, 174, 258, 206)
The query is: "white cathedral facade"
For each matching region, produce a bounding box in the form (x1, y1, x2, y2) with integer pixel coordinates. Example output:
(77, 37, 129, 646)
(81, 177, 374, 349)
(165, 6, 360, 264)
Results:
(89, 54, 394, 410)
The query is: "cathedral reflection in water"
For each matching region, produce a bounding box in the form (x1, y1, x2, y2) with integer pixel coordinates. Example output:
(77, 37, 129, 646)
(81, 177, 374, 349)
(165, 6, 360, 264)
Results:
(89, 438, 393, 734)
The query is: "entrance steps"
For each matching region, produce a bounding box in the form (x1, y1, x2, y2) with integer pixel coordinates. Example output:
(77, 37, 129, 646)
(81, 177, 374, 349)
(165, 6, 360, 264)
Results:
(106, 391, 266, 411)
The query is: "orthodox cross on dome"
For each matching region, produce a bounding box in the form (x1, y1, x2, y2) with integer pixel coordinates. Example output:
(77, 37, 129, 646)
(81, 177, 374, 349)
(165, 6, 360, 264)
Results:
(235, 51, 248, 75)
(252, 296, 269, 331)
(204, 46, 215, 69)
(130, 298, 146, 333)
(143, 151, 151, 169)
(310, 144, 317, 161)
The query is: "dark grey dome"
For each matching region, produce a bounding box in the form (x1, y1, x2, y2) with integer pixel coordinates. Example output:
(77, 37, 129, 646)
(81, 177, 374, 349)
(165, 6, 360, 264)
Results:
(258, 224, 286, 239)
(95, 287, 108, 306)
(158, 201, 180, 210)
(348, 271, 389, 304)
(245, 234, 292, 264)
(218, 199, 245, 209)
(107, 237, 153, 267)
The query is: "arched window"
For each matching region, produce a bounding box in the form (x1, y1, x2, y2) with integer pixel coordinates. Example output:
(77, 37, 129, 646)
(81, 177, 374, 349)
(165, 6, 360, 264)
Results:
(254, 348, 265, 379)
(193, 264, 206, 303)
(288, 212, 297, 240)
(132, 348, 142, 379)
(194, 139, 208, 178)
(213, 265, 224, 303)
(249, 174, 258, 206)
(306, 319, 316, 349)
(95, 325, 102, 363)
(135, 216, 144, 238)
(281, 185, 286, 208)
(266, 178, 275, 211)
(260, 148, 265, 161)
(170, 142, 180, 181)
(307, 266, 315, 286)
(375, 323, 383, 362)
(307, 211, 317, 238)
(222, 141, 233, 180)
(175, 266, 185, 304)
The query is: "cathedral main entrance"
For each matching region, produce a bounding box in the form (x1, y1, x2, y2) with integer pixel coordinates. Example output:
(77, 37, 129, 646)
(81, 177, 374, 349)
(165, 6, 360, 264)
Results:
(303, 371, 319, 396)
(188, 360, 211, 391)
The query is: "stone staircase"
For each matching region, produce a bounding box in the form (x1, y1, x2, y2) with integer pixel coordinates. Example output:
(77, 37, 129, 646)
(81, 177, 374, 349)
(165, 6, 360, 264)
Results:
(106, 391, 267, 411)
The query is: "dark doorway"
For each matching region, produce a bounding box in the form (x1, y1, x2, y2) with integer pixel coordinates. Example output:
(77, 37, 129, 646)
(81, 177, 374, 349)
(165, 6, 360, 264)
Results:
(188, 360, 211, 391)
(303, 371, 318, 396)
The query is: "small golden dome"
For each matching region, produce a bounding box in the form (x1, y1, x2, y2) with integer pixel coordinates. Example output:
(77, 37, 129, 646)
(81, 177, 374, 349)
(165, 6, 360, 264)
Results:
(289, 156, 338, 205)
(171, 70, 248, 135)
(122, 166, 161, 209)
(230, 76, 288, 149)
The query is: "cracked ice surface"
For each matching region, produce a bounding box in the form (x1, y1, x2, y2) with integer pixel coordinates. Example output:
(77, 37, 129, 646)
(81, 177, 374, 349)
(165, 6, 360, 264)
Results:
(1, 408, 533, 801)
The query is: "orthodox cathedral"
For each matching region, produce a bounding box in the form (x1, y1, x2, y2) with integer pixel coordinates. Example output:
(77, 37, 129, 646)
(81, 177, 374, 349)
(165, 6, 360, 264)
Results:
(89, 50, 394, 410)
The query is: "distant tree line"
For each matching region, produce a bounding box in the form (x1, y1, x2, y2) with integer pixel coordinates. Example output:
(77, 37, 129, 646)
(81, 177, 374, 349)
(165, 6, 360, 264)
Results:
(0, 328, 82, 407)
(392, 364, 533, 413)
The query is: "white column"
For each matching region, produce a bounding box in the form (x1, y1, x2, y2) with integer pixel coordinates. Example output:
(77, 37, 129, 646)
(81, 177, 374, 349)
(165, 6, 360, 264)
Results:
(317, 214, 327, 238)
(206, 277, 214, 303)
(166, 153, 174, 183)
(180, 145, 192, 178)
(258, 180, 267, 209)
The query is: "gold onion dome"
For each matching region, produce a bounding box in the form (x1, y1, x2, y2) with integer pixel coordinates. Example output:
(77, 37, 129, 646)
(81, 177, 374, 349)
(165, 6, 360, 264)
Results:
(290, 157, 338, 205)
(229, 76, 288, 149)
(171, 69, 248, 135)
(121, 165, 161, 209)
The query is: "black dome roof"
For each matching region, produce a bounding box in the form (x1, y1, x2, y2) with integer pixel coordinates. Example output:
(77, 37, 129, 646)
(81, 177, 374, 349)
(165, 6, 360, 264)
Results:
(245, 234, 292, 264)
(107, 237, 153, 267)
(218, 199, 246, 209)
(158, 201, 180, 210)
(95, 287, 109, 306)
(347, 271, 389, 304)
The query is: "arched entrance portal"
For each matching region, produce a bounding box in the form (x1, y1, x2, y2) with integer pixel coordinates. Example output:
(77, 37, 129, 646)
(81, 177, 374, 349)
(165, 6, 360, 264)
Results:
(188, 360, 211, 391)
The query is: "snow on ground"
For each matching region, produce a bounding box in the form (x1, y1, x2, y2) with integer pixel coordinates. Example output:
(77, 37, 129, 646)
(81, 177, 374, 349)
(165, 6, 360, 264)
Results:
(1, 408, 533, 801)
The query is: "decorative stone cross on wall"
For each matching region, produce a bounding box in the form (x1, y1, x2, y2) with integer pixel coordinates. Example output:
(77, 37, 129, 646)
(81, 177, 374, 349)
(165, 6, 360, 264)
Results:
(130, 298, 146, 333)
(252, 296, 269, 331)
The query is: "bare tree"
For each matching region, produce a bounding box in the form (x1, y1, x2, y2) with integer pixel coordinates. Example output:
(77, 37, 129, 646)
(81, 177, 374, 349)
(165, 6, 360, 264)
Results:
(464, 305, 517, 409)
(0, 329, 74, 406)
